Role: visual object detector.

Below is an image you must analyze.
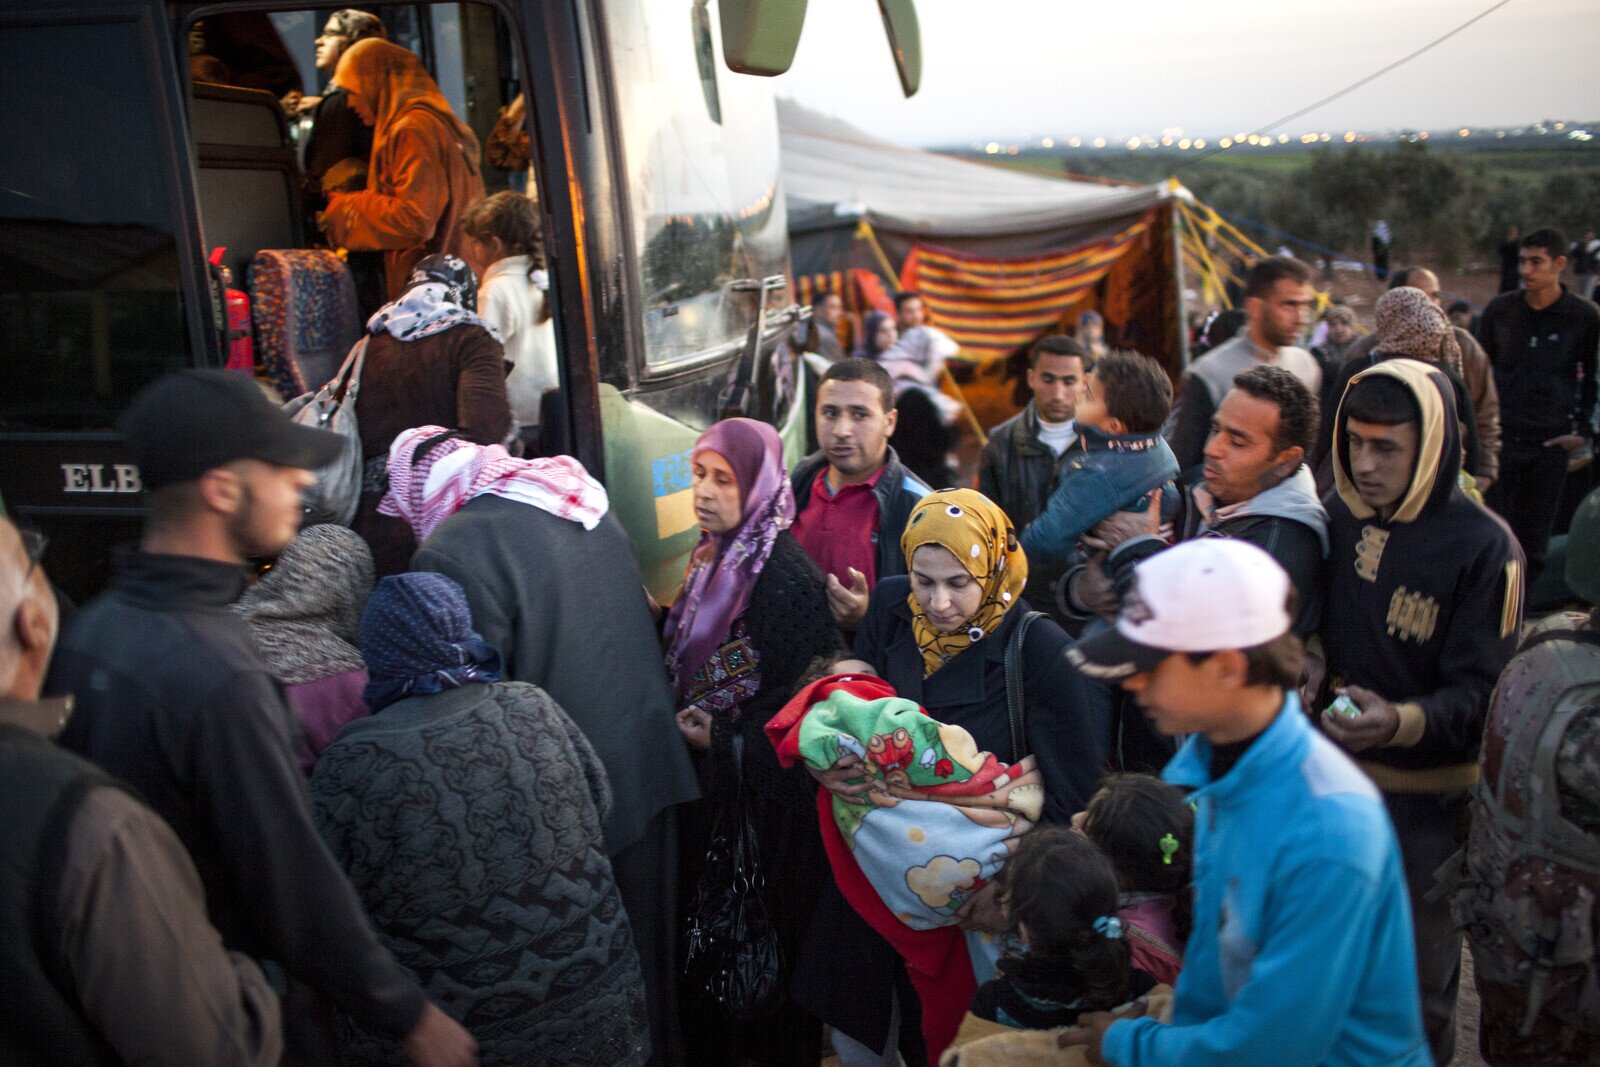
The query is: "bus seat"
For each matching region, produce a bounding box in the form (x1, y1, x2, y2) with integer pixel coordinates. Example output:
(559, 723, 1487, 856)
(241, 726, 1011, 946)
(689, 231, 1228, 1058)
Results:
(249, 249, 360, 399)
(191, 83, 304, 286)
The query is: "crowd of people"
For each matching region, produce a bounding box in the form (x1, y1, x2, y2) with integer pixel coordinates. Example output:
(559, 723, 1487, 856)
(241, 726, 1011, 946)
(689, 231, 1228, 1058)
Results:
(4, 20, 1600, 1060)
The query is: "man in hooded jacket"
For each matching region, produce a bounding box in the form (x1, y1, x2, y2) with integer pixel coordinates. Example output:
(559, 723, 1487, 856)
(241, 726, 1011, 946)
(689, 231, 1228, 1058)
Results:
(1319, 359, 1524, 1064)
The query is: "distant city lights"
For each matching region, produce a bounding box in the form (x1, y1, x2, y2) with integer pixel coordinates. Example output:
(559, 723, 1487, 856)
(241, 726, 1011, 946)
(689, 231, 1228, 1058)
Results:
(970, 120, 1590, 157)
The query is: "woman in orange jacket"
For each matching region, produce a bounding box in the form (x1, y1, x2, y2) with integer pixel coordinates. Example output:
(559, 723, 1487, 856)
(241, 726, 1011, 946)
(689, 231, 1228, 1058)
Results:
(322, 38, 485, 299)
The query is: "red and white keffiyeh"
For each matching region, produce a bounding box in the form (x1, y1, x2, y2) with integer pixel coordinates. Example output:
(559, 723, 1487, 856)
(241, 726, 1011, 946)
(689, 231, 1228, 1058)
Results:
(378, 425, 609, 542)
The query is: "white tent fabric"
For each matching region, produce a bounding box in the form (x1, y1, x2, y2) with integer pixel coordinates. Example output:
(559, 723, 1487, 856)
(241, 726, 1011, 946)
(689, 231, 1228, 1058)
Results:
(778, 99, 1168, 239)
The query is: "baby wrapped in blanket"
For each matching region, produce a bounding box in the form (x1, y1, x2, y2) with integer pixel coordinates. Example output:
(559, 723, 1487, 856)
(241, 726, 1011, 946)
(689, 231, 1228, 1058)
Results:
(769, 670, 1045, 928)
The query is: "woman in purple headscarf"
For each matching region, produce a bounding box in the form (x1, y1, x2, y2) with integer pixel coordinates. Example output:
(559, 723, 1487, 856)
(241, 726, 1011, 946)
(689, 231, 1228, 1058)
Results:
(664, 417, 842, 1066)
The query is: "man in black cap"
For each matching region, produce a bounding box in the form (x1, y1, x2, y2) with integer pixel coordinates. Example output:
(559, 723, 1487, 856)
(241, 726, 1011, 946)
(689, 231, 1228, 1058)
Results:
(47, 371, 478, 1067)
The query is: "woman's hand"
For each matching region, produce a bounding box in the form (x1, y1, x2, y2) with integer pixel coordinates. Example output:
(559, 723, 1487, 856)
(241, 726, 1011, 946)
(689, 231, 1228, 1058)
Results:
(954, 881, 1006, 935)
(807, 752, 876, 799)
(676, 705, 712, 751)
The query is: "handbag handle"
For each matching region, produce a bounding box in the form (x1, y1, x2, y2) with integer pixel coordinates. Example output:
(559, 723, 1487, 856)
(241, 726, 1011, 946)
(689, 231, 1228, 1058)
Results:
(1005, 610, 1045, 762)
(318, 336, 368, 405)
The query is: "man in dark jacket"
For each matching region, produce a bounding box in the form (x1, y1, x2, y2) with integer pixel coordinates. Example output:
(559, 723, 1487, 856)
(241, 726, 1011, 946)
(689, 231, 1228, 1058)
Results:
(1478, 227, 1600, 581)
(1320, 360, 1523, 1063)
(47, 371, 476, 1067)
(1, 515, 282, 1067)
(790, 357, 931, 630)
(1066, 365, 1329, 770)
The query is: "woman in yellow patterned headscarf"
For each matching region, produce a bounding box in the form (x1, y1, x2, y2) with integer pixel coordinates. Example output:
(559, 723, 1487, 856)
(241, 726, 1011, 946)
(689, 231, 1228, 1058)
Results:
(900, 488, 1029, 675)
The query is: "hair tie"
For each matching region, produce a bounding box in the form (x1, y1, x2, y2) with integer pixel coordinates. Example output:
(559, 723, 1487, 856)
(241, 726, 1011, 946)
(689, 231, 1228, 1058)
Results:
(1093, 915, 1123, 940)
(1160, 833, 1180, 865)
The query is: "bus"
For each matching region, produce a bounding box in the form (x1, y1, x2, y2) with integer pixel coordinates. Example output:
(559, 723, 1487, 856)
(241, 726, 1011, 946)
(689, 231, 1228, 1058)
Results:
(0, 0, 920, 601)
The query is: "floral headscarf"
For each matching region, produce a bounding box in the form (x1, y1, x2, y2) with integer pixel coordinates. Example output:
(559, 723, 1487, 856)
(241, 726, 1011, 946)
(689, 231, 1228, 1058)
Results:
(1375, 286, 1462, 376)
(365, 254, 500, 342)
(322, 8, 386, 45)
(663, 418, 795, 700)
(901, 488, 1029, 676)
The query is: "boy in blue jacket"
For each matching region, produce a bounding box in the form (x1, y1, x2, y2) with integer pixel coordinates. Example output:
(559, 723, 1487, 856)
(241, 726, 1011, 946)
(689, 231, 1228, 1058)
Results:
(1019, 351, 1178, 569)
(1061, 539, 1430, 1067)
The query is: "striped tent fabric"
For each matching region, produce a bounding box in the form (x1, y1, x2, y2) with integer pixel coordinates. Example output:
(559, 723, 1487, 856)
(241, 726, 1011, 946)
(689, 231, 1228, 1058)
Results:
(898, 212, 1157, 365)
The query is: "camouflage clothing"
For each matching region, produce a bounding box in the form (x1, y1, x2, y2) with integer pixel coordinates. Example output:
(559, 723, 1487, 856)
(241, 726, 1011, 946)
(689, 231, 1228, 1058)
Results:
(1557, 711, 1600, 834)
(1455, 611, 1600, 1063)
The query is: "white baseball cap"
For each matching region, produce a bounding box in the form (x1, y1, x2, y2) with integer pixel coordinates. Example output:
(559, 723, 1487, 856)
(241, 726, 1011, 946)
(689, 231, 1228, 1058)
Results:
(1066, 538, 1292, 680)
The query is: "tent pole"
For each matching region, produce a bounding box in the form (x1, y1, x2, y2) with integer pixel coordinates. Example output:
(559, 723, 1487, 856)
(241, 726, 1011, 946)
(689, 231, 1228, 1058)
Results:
(856, 220, 990, 447)
(1167, 193, 1192, 373)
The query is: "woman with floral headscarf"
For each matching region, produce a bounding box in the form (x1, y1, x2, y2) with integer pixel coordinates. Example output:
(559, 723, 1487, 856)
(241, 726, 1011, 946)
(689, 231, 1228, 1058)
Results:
(664, 418, 842, 1066)
(321, 37, 485, 298)
(793, 488, 1110, 1066)
(351, 253, 510, 576)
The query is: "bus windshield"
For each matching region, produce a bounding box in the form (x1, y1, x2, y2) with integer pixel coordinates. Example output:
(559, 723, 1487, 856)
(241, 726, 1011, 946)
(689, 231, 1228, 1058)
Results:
(603, 0, 790, 371)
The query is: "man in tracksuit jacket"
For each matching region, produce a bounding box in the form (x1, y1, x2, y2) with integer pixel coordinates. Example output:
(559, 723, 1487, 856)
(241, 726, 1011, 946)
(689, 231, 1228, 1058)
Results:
(790, 358, 931, 631)
(1063, 539, 1428, 1066)
(1320, 359, 1524, 1063)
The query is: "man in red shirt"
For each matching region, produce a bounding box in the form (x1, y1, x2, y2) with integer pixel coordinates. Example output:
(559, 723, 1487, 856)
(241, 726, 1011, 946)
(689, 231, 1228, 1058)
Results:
(790, 359, 931, 630)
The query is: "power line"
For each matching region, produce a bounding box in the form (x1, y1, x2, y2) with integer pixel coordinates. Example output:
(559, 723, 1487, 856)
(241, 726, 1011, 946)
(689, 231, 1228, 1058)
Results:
(1174, 0, 1515, 173)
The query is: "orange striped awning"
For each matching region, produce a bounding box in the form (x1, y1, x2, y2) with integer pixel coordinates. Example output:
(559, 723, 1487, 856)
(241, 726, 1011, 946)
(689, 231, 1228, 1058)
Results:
(898, 212, 1155, 365)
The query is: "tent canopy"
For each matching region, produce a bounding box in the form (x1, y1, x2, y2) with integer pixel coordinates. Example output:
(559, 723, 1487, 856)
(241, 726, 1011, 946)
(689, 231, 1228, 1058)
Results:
(779, 100, 1184, 405)
(779, 99, 1168, 244)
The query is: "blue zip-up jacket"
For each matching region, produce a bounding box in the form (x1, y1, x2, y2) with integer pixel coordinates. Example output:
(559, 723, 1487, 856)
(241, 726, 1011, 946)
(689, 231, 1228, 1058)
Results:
(1102, 694, 1431, 1067)
(1019, 424, 1178, 568)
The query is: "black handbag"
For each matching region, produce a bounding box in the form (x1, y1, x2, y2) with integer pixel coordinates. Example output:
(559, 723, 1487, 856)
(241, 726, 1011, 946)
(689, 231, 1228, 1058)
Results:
(1005, 610, 1046, 760)
(683, 755, 783, 1019)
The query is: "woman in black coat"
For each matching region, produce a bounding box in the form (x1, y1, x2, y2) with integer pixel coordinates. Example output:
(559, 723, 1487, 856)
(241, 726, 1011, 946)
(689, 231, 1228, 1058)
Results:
(792, 488, 1111, 1065)
(664, 418, 842, 1066)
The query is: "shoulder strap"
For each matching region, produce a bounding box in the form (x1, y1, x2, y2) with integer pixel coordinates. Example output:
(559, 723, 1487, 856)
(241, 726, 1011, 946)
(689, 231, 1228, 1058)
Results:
(1520, 625, 1600, 656)
(335, 335, 369, 405)
(1006, 610, 1046, 762)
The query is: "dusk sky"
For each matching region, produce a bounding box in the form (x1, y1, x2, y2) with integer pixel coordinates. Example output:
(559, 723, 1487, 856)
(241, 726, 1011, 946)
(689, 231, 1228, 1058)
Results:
(771, 0, 1600, 147)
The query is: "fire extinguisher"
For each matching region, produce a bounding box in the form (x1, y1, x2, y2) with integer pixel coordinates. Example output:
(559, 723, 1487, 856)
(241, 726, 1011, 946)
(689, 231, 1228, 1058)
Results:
(209, 247, 255, 373)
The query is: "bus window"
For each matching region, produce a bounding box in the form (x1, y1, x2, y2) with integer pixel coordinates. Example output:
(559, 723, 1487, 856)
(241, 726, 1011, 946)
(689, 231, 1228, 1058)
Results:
(0, 19, 190, 431)
(604, 0, 790, 371)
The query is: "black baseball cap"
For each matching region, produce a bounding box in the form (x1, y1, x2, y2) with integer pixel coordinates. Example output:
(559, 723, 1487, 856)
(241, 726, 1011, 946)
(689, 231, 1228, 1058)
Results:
(116, 370, 344, 490)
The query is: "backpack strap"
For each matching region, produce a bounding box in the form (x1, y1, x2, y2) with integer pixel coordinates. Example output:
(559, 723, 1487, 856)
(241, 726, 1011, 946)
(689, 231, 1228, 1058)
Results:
(1006, 611, 1046, 762)
(1520, 626, 1600, 655)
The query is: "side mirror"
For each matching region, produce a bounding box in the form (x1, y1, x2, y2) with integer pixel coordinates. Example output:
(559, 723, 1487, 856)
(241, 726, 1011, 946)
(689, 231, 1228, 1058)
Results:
(719, 0, 809, 77)
(876, 0, 922, 97)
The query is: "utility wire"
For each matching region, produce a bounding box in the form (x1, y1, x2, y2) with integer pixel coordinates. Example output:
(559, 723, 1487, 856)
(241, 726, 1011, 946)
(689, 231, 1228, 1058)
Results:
(1173, 0, 1515, 173)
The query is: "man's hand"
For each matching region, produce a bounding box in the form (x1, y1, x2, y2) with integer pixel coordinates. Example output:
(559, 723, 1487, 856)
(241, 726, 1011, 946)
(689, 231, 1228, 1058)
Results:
(1072, 553, 1121, 621)
(954, 881, 1006, 934)
(806, 752, 876, 800)
(1544, 433, 1587, 451)
(1320, 685, 1399, 754)
(676, 705, 712, 751)
(826, 568, 871, 630)
(1059, 1000, 1148, 1065)
(1080, 493, 1163, 555)
(404, 1003, 477, 1067)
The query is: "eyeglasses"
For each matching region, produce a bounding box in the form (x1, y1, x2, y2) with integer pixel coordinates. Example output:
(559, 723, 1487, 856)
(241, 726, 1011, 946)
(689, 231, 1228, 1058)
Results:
(20, 527, 47, 578)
